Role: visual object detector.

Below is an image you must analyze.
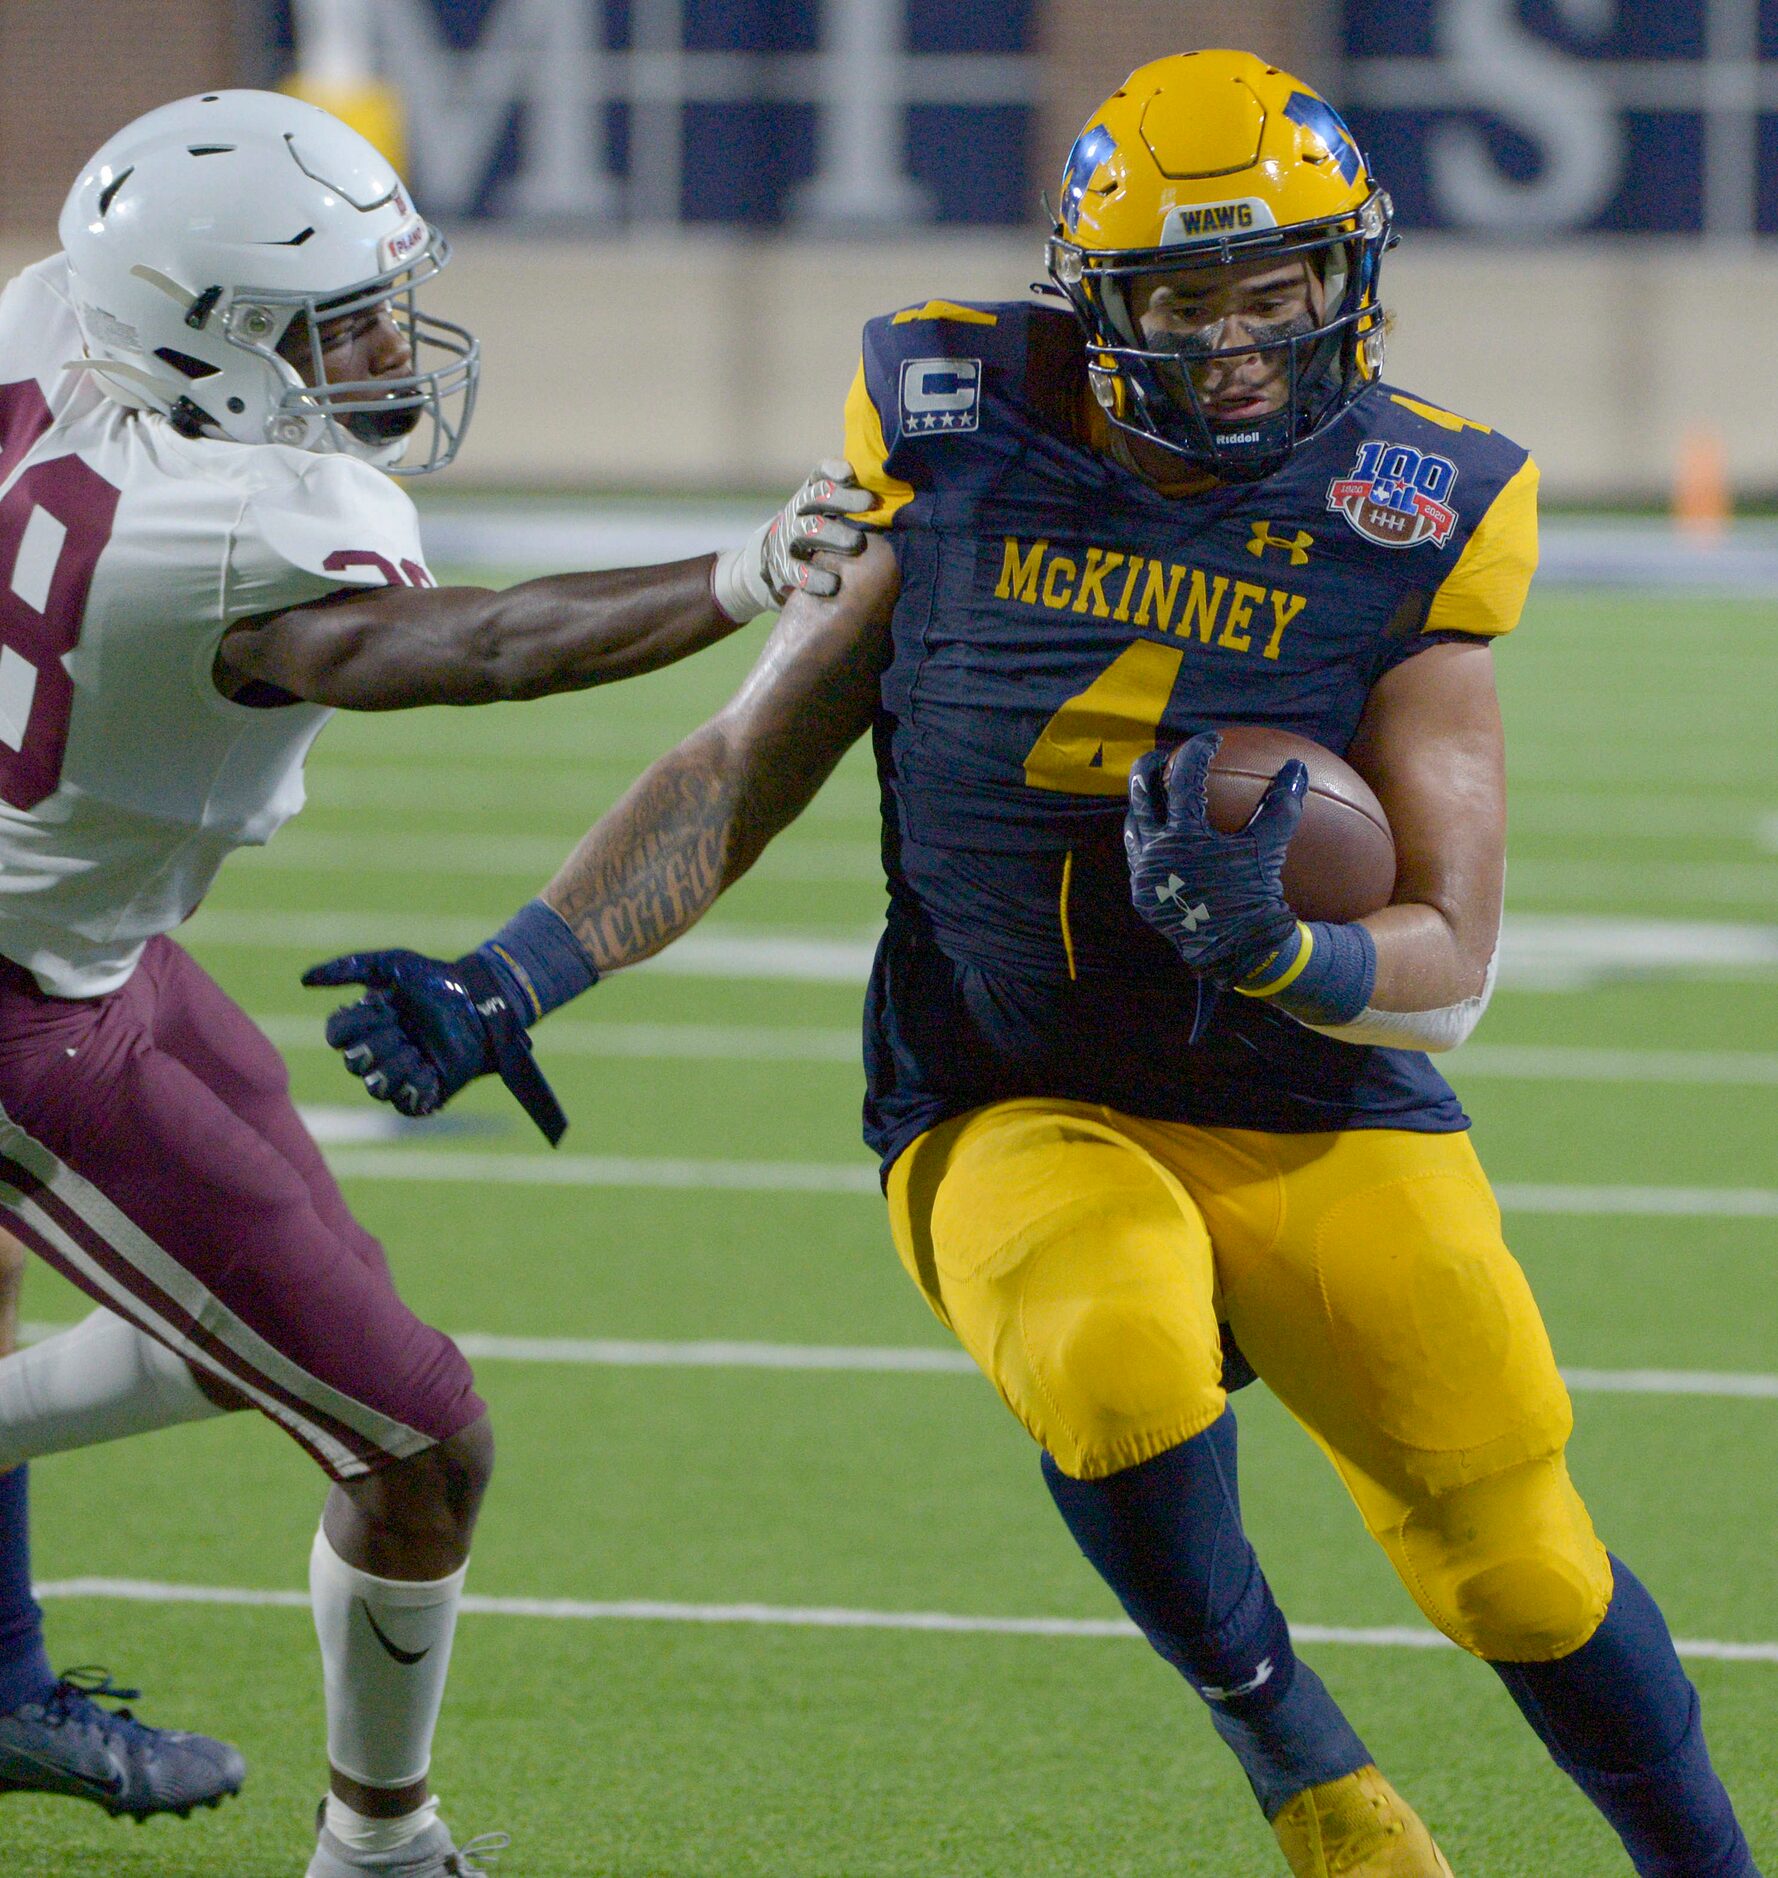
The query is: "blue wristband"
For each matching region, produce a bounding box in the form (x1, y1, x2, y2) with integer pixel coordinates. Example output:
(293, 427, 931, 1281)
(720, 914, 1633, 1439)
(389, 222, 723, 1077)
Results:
(1236, 920, 1376, 1028)
(474, 900, 600, 1023)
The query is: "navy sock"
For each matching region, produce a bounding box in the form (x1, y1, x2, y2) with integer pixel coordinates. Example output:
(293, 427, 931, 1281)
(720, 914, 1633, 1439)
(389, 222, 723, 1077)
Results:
(0, 1466, 54, 1711)
(1492, 1556, 1757, 1878)
(1042, 1411, 1370, 1817)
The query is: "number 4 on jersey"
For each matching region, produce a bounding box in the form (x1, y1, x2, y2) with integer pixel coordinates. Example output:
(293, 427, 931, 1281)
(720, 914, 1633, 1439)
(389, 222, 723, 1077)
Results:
(1022, 638, 1183, 796)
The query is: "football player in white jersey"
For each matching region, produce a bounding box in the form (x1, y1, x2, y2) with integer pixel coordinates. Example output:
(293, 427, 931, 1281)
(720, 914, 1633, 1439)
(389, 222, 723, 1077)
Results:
(0, 90, 867, 1872)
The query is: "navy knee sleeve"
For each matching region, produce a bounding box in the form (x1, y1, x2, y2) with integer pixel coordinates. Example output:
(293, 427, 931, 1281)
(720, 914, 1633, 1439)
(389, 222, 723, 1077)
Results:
(1493, 1555, 1757, 1878)
(1043, 1410, 1369, 1816)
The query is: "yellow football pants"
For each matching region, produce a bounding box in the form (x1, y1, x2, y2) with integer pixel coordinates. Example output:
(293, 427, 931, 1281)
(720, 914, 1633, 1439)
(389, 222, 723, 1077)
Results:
(887, 1099, 1613, 1662)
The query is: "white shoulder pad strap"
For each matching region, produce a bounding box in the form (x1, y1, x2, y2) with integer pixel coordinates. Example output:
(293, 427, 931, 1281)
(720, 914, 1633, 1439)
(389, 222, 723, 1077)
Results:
(224, 454, 429, 624)
(1306, 941, 1499, 1054)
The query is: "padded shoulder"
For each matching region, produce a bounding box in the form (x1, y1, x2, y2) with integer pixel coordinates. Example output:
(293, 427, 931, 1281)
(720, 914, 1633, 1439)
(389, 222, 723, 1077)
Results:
(224, 452, 428, 624)
(1424, 455, 1539, 641)
(1372, 386, 1528, 478)
(1350, 385, 1538, 642)
(844, 300, 1069, 526)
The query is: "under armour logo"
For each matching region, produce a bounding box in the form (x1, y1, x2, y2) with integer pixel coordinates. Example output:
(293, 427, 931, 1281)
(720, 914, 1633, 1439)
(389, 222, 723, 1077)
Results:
(1246, 521, 1314, 566)
(1156, 876, 1210, 929)
(1199, 1657, 1275, 1703)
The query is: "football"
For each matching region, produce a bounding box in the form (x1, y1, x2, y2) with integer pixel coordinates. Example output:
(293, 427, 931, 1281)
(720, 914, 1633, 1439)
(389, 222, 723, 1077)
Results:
(1179, 725, 1397, 923)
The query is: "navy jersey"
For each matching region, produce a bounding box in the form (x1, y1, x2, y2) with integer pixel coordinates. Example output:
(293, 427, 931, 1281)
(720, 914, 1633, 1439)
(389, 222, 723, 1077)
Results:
(845, 298, 1539, 1171)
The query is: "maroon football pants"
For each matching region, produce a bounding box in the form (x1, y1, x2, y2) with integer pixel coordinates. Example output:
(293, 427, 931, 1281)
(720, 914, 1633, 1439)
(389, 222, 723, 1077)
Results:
(0, 937, 482, 1479)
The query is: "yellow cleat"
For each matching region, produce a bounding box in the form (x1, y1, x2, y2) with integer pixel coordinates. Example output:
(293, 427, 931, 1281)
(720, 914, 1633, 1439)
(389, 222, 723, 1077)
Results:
(1270, 1765, 1455, 1877)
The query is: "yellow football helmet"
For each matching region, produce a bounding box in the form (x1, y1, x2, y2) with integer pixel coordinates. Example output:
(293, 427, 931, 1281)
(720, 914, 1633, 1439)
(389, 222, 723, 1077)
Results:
(1047, 50, 1394, 478)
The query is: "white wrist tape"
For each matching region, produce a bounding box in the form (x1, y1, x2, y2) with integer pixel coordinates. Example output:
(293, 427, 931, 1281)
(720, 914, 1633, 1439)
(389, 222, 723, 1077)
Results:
(710, 528, 774, 625)
(1305, 943, 1498, 1054)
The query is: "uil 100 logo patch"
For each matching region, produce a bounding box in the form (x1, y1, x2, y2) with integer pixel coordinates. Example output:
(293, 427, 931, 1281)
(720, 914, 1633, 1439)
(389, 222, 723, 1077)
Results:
(1326, 441, 1460, 550)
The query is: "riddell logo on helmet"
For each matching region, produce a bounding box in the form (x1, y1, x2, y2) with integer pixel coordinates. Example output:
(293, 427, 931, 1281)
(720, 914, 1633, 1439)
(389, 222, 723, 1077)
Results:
(1326, 441, 1459, 550)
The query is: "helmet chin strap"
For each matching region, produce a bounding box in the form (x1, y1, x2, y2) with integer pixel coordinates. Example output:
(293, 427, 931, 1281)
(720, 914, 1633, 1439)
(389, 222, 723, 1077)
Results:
(309, 420, 407, 470)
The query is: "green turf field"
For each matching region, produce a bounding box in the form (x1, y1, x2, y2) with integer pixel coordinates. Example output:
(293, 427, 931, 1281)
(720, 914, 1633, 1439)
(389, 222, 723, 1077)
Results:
(5, 572, 1775, 1875)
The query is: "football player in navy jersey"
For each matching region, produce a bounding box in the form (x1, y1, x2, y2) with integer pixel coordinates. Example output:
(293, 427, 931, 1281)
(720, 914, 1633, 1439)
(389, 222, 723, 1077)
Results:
(315, 53, 1760, 1878)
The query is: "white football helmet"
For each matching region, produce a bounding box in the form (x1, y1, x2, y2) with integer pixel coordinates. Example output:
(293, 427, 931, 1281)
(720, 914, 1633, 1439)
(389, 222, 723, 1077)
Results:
(58, 89, 477, 474)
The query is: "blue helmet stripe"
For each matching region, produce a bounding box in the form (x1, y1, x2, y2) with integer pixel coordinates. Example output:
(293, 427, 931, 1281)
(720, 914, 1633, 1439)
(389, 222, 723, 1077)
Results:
(1282, 92, 1362, 187)
(1059, 123, 1118, 228)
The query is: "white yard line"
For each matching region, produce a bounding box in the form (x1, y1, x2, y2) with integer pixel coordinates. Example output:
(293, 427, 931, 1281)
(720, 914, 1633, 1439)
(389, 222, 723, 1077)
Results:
(1559, 1369, 1778, 1399)
(185, 914, 883, 981)
(179, 912, 1778, 990)
(268, 1020, 861, 1061)
(451, 1334, 974, 1373)
(245, 834, 1778, 904)
(1492, 1184, 1778, 1218)
(260, 1019, 1778, 1085)
(309, 1148, 1778, 1220)
(17, 1324, 1774, 1399)
(323, 1148, 881, 1192)
(30, 1576, 1778, 1664)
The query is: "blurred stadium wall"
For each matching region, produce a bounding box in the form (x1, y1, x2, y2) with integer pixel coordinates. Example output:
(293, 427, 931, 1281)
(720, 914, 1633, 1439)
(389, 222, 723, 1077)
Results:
(1, 0, 1772, 505)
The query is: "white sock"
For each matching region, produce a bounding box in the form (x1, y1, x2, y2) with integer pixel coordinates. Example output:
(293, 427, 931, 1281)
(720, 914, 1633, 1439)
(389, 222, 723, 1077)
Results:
(310, 1525, 466, 1793)
(323, 1793, 440, 1855)
(0, 1310, 229, 1470)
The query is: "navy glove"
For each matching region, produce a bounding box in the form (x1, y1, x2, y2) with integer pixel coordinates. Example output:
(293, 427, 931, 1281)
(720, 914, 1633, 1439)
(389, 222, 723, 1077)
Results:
(302, 947, 568, 1144)
(1125, 730, 1306, 982)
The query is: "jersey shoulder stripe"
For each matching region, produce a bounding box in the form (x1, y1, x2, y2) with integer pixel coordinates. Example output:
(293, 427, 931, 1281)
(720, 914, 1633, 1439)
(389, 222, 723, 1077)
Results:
(1424, 455, 1539, 640)
(892, 300, 1001, 327)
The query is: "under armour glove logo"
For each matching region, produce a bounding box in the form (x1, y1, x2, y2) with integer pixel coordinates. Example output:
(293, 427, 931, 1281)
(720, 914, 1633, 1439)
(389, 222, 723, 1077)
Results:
(1125, 733, 1305, 980)
(1155, 876, 1211, 928)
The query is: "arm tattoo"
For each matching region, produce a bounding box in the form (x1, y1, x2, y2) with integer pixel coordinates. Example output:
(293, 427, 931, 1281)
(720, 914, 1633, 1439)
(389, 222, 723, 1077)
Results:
(546, 734, 741, 971)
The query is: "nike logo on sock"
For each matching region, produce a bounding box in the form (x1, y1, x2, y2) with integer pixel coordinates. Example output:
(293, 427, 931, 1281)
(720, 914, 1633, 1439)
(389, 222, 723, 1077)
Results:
(358, 1600, 430, 1666)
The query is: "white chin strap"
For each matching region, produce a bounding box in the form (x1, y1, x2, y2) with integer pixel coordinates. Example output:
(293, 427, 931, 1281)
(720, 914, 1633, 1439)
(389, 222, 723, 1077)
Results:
(306, 416, 408, 470)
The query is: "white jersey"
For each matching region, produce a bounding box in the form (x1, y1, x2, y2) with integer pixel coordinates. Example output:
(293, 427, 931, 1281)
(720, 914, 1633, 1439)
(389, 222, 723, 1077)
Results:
(0, 256, 431, 997)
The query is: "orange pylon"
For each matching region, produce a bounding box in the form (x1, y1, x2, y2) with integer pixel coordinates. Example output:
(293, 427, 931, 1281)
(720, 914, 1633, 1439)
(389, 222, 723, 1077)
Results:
(1673, 426, 1730, 544)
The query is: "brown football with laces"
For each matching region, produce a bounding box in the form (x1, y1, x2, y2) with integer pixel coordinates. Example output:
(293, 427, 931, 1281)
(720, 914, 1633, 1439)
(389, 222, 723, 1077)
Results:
(1167, 726, 1397, 924)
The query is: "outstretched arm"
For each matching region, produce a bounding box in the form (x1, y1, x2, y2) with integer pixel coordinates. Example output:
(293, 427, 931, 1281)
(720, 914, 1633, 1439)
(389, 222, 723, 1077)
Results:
(303, 534, 902, 1135)
(217, 555, 734, 709)
(542, 533, 899, 970)
(215, 463, 874, 711)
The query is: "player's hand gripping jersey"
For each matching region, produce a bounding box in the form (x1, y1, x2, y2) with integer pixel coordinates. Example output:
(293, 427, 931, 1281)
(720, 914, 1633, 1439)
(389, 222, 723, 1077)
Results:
(850, 301, 1538, 1166)
(0, 257, 429, 996)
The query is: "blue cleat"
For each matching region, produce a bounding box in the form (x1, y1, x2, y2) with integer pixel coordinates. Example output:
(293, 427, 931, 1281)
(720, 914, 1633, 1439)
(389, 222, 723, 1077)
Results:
(0, 1667, 245, 1821)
